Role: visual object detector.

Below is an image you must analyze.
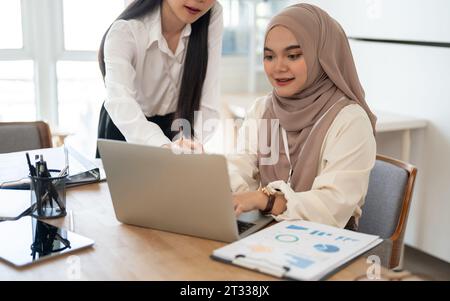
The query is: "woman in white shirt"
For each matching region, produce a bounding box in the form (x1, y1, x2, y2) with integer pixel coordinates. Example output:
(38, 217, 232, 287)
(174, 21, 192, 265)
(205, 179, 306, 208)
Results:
(96, 0, 223, 156)
(228, 4, 377, 230)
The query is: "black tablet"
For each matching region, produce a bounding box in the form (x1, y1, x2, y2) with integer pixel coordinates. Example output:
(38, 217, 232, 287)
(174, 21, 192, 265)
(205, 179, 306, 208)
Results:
(0, 216, 94, 267)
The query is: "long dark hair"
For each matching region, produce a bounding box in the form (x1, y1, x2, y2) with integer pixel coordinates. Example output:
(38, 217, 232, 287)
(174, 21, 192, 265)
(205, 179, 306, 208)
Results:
(98, 0, 211, 134)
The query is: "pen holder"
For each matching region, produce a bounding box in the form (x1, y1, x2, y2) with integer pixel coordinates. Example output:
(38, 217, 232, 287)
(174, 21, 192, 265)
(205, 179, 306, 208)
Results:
(29, 170, 67, 219)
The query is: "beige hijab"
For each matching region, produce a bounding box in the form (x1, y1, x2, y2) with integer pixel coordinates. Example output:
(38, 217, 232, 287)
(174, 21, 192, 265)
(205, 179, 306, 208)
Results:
(259, 4, 377, 193)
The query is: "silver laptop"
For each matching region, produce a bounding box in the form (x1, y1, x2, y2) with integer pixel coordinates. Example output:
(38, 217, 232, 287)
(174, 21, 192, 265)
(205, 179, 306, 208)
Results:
(97, 139, 272, 242)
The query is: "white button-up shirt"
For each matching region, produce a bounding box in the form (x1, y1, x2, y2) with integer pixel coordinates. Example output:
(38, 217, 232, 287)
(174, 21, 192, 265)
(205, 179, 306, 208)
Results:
(103, 3, 223, 146)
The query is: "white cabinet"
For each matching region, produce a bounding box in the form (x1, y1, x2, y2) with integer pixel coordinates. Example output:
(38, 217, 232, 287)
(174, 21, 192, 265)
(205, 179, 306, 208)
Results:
(302, 0, 450, 43)
(349, 40, 450, 112)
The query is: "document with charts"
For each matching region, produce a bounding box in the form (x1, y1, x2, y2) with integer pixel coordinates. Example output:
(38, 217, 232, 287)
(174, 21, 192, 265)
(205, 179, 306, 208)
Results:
(212, 220, 382, 281)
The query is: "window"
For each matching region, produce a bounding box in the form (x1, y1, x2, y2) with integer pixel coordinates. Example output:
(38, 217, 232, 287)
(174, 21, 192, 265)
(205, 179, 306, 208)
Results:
(220, 0, 251, 55)
(57, 61, 105, 157)
(58, 0, 126, 156)
(0, 1, 34, 122)
(0, 61, 35, 121)
(219, 0, 295, 56)
(0, 0, 23, 49)
(62, 0, 125, 51)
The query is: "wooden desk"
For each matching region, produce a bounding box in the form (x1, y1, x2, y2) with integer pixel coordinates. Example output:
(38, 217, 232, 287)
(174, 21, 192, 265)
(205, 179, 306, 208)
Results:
(223, 93, 427, 162)
(0, 182, 391, 280)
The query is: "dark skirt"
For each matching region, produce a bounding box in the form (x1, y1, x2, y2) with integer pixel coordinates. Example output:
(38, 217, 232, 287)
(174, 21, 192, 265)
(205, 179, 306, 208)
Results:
(96, 103, 176, 158)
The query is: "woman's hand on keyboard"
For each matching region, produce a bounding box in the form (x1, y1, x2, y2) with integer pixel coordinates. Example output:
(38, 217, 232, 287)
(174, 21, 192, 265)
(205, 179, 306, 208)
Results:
(232, 191, 268, 216)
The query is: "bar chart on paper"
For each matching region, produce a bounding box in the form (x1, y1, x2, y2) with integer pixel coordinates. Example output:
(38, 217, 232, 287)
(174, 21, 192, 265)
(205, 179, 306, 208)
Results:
(310, 230, 333, 237)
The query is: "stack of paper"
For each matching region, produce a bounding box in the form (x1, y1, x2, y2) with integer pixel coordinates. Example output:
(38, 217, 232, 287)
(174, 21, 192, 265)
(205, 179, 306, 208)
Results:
(212, 220, 382, 281)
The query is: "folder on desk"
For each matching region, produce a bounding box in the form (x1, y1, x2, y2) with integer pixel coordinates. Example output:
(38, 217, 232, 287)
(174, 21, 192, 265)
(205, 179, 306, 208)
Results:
(0, 146, 103, 189)
(211, 220, 382, 281)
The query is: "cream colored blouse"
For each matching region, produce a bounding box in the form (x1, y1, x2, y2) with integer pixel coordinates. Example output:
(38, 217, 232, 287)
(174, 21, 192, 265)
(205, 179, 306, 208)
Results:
(227, 96, 376, 228)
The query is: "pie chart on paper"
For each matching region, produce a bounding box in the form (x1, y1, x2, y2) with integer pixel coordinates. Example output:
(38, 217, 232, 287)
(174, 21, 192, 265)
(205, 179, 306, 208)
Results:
(314, 244, 340, 253)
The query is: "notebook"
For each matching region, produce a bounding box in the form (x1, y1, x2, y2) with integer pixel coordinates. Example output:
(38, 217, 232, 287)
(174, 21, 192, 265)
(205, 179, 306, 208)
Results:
(211, 220, 382, 281)
(0, 146, 104, 189)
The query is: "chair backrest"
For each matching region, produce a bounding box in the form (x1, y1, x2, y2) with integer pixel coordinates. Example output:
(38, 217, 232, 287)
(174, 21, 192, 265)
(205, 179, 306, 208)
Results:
(0, 121, 53, 153)
(358, 154, 417, 268)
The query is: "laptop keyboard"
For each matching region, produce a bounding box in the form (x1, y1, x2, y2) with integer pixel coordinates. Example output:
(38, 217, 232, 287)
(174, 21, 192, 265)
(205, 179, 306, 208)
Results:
(237, 220, 256, 234)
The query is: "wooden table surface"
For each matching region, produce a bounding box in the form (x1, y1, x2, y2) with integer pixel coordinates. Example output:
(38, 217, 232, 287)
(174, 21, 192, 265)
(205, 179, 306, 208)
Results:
(0, 182, 391, 281)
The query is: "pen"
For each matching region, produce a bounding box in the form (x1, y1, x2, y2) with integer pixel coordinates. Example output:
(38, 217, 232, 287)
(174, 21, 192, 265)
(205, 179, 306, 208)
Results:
(34, 156, 43, 215)
(26, 152, 36, 177)
(38, 155, 51, 209)
(42, 156, 53, 210)
(41, 165, 68, 211)
(64, 146, 69, 176)
(34, 154, 39, 171)
(35, 155, 42, 177)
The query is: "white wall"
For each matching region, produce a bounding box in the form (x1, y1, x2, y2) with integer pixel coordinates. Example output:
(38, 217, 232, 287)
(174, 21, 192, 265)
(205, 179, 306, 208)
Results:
(220, 56, 271, 94)
(301, 0, 450, 43)
(350, 40, 450, 262)
(220, 56, 248, 94)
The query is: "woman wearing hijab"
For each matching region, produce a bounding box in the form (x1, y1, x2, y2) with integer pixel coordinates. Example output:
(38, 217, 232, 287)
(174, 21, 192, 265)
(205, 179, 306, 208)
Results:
(228, 3, 377, 230)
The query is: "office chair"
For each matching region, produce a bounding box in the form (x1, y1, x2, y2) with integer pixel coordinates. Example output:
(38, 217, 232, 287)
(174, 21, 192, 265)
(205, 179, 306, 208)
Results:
(0, 121, 53, 153)
(358, 154, 418, 269)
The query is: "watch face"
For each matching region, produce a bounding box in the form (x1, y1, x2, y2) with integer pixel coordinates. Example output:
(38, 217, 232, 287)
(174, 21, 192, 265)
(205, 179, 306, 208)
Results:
(260, 186, 270, 196)
(263, 185, 283, 196)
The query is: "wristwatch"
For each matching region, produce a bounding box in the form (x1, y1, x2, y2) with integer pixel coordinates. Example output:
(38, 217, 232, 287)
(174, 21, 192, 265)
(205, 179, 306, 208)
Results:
(259, 186, 277, 215)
